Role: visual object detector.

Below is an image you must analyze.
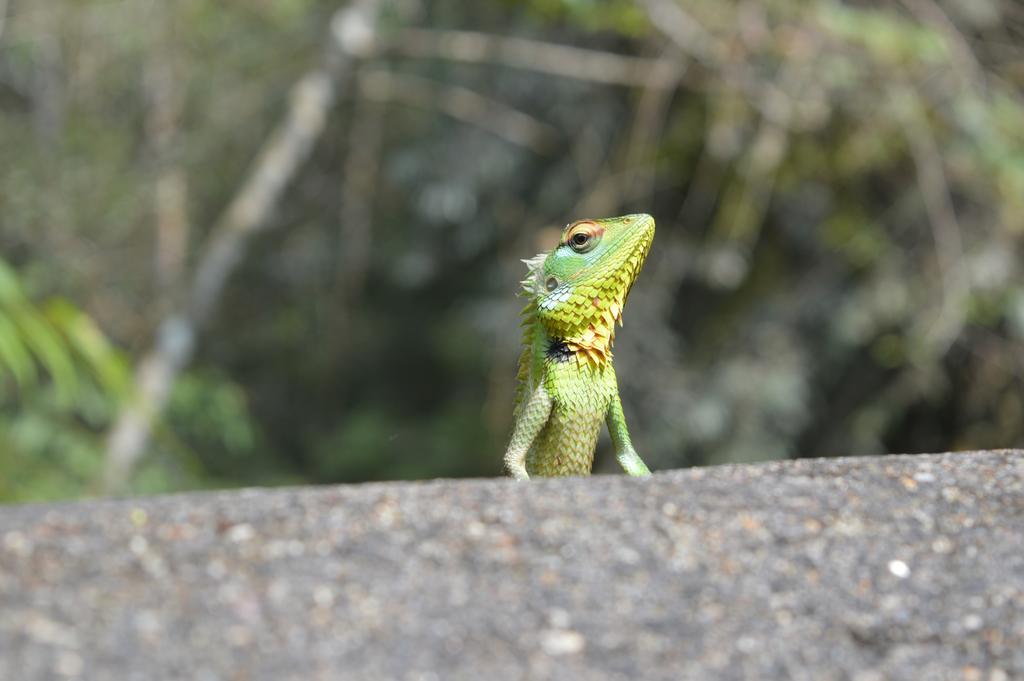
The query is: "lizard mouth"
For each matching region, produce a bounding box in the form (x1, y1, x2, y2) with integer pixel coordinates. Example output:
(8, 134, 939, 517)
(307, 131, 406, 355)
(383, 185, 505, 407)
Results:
(583, 213, 654, 290)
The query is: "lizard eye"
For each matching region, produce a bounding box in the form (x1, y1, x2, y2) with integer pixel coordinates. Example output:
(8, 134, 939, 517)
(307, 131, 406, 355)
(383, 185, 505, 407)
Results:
(545, 277, 559, 291)
(565, 221, 601, 253)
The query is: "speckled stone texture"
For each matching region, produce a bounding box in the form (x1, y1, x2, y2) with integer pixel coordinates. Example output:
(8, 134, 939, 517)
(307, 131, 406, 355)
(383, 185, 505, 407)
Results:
(1, 451, 1022, 681)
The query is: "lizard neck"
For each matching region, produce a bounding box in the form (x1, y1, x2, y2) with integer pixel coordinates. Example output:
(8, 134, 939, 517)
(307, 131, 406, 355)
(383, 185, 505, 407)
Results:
(535, 324, 614, 371)
(536, 289, 623, 369)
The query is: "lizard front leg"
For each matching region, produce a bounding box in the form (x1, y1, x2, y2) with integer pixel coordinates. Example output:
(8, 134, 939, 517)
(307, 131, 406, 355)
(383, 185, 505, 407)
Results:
(606, 392, 651, 477)
(504, 384, 553, 480)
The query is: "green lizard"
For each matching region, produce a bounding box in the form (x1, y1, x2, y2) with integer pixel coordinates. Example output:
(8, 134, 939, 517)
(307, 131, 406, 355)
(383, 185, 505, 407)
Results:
(504, 213, 655, 479)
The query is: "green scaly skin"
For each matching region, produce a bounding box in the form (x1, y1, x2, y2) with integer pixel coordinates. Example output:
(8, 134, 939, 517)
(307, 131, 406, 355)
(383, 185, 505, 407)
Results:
(504, 214, 655, 480)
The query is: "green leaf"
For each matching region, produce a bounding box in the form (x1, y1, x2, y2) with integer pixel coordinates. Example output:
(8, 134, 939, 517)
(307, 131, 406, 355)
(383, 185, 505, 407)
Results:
(46, 299, 130, 400)
(0, 315, 37, 388)
(11, 306, 79, 405)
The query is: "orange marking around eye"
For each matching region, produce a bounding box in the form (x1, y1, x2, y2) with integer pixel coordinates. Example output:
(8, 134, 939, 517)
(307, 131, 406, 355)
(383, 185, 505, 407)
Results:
(562, 220, 605, 245)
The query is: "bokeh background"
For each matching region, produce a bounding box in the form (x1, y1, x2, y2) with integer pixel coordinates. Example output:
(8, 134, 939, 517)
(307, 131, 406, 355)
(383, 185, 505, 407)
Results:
(2, 0, 1024, 502)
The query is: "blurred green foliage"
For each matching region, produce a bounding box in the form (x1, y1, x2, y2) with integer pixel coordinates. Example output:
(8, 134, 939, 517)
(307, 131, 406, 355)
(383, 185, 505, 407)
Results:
(0, 258, 125, 500)
(2, 0, 1024, 501)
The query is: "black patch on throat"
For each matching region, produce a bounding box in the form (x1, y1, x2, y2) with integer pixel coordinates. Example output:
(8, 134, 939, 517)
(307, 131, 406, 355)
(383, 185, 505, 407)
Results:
(546, 339, 573, 363)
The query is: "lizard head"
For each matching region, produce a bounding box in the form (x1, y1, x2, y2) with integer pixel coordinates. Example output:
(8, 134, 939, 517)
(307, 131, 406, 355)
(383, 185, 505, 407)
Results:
(523, 213, 655, 367)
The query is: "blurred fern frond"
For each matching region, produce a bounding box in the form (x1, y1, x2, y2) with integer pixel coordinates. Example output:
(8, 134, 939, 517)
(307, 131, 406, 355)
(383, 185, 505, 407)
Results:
(0, 257, 130, 502)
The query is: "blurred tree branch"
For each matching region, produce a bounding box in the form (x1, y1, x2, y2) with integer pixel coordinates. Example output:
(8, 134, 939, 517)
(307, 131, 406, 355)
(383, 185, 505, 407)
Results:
(377, 28, 680, 88)
(623, 52, 686, 208)
(143, 0, 189, 306)
(901, 102, 969, 356)
(30, 7, 62, 146)
(358, 69, 560, 153)
(899, 0, 985, 91)
(568, 48, 688, 219)
(636, 0, 721, 65)
(103, 0, 383, 492)
(0, 0, 8, 44)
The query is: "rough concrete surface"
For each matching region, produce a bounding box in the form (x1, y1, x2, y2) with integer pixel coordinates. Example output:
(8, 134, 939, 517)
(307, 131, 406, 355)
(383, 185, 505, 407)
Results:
(0, 451, 1022, 681)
